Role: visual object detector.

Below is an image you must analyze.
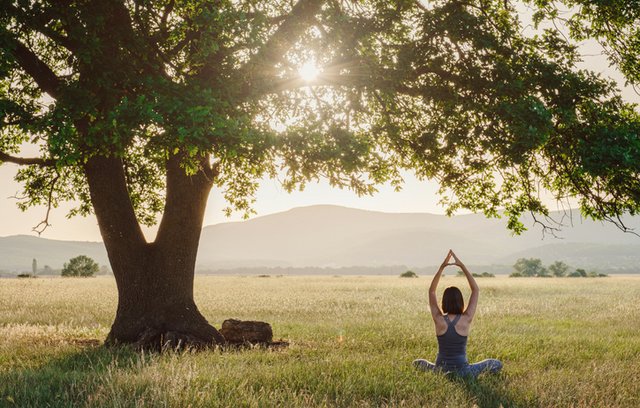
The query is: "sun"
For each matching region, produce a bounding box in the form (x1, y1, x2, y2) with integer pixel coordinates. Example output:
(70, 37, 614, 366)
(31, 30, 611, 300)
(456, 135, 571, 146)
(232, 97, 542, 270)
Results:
(298, 60, 320, 82)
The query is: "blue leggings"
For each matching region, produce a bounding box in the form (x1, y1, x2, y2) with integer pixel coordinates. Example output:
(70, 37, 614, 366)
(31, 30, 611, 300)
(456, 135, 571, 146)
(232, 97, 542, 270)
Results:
(413, 358, 503, 378)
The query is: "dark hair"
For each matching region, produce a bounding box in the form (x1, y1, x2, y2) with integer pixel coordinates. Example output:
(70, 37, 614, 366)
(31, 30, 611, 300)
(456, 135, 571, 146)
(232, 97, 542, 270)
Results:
(442, 286, 464, 314)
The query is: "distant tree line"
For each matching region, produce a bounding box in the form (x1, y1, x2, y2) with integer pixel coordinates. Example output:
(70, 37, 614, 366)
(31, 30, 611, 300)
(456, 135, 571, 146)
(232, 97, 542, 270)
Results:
(14, 256, 111, 278)
(509, 258, 608, 278)
(202, 266, 418, 276)
(456, 270, 495, 278)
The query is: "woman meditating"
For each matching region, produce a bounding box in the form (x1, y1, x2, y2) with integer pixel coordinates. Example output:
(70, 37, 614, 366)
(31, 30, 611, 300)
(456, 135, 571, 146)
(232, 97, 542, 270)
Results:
(413, 250, 502, 377)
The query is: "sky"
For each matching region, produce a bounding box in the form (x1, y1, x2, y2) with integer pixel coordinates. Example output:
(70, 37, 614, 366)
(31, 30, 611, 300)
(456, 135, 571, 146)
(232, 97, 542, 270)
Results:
(1, 6, 639, 242)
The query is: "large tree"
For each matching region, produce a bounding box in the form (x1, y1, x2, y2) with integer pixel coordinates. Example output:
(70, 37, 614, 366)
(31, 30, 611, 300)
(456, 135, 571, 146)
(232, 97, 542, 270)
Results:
(2, 0, 639, 348)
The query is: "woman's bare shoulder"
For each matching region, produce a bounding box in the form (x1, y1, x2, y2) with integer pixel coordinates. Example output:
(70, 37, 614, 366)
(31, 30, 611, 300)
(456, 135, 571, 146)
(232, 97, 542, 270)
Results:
(455, 314, 473, 335)
(433, 314, 447, 335)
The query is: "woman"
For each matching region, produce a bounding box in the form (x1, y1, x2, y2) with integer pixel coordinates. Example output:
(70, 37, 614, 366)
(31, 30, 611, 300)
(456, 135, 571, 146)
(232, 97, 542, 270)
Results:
(413, 250, 502, 377)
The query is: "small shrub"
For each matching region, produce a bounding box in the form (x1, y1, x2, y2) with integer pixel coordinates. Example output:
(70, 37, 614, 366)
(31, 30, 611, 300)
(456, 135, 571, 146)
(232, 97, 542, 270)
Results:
(509, 272, 523, 277)
(400, 270, 418, 278)
(17, 273, 36, 278)
(463, 271, 494, 277)
(575, 268, 587, 277)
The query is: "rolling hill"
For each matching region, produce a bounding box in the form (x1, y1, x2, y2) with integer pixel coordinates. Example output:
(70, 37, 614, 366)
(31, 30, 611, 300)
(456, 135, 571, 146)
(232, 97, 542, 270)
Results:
(0, 235, 109, 273)
(196, 205, 640, 272)
(2, 205, 639, 274)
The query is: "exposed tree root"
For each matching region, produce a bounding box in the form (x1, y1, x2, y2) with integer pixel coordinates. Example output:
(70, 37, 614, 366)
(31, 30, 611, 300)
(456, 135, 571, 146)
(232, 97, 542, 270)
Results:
(104, 319, 289, 352)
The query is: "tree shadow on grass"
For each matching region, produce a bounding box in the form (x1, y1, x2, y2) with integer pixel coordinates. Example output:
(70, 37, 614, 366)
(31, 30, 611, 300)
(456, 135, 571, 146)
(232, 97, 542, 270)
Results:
(0, 344, 141, 408)
(447, 372, 534, 408)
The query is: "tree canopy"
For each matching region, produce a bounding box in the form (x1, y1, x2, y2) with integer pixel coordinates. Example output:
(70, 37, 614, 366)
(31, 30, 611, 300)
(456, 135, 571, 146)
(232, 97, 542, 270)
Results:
(548, 260, 569, 277)
(61, 255, 99, 277)
(512, 257, 548, 277)
(530, 0, 640, 87)
(2, 0, 639, 234)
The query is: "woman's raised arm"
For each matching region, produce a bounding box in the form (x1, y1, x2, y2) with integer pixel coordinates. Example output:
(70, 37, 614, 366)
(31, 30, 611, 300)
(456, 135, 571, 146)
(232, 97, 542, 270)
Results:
(429, 251, 453, 320)
(451, 251, 479, 320)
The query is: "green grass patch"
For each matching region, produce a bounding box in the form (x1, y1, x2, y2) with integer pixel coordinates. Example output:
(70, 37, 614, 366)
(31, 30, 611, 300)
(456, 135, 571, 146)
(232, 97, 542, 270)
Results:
(1, 276, 639, 407)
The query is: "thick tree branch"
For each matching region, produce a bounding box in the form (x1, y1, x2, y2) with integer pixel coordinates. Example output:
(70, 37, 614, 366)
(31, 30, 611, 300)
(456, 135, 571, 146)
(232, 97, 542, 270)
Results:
(415, 0, 430, 12)
(5, 4, 79, 52)
(155, 153, 214, 248)
(102, 1, 172, 81)
(84, 155, 146, 247)
(4, 35, 63, 100)
(0, 151, 56, 166)
(160, 0, 176, 36)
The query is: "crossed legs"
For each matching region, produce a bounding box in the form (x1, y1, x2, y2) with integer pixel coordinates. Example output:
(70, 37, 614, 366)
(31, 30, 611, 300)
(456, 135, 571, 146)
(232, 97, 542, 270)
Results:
(466, 359, 503, 377)
(413, 358, 503, 378)
(412, 359, 437, 372)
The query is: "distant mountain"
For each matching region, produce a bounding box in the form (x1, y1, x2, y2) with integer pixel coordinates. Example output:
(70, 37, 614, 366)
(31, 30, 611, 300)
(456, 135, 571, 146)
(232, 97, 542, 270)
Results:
(196, 205, 640, 272)
(2, 205, 640, 274)
(0, 235, 108, 273)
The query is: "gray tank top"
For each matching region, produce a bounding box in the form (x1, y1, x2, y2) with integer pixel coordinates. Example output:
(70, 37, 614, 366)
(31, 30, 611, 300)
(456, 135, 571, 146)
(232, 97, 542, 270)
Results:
(435, 314, 468, 369)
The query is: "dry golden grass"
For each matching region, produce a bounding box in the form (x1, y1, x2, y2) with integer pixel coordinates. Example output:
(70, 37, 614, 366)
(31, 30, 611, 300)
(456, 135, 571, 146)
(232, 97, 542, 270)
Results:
(1, 275, 639, 407)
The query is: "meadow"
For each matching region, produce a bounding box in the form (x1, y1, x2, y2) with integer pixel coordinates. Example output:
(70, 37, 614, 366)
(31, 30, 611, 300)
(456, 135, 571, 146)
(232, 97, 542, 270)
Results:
(0, 275, 639, 407)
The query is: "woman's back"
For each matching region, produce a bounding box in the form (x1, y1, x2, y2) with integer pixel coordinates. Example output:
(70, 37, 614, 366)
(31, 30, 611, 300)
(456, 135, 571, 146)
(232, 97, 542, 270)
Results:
(435, 314, 468, 369)
(434, 313, 472, 336)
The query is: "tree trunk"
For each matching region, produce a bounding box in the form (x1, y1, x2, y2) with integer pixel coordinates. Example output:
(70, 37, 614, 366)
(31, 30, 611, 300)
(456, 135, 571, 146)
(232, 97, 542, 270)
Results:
(85, 154, 224, 349)
(104, 245, 224, 349)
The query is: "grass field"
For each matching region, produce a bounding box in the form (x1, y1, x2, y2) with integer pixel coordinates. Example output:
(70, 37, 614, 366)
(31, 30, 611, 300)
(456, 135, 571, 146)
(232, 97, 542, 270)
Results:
(1, 275, 639, 407)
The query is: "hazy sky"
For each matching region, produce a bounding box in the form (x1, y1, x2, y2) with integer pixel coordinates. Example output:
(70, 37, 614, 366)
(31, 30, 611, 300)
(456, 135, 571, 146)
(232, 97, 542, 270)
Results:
(2, 6, 639, 242)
